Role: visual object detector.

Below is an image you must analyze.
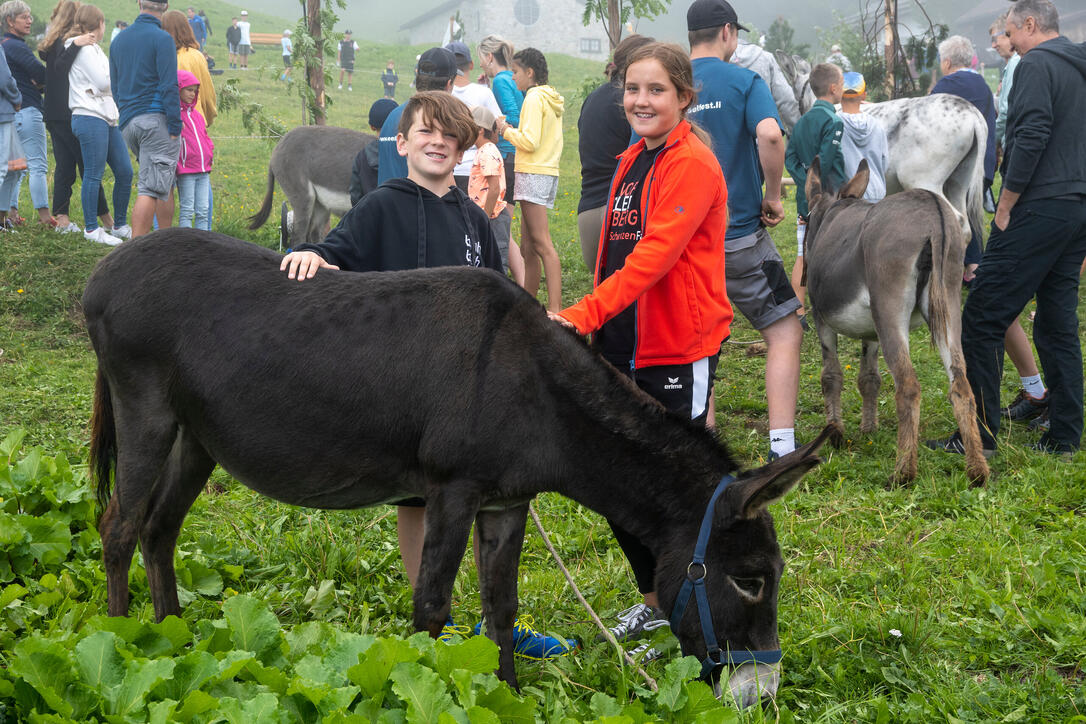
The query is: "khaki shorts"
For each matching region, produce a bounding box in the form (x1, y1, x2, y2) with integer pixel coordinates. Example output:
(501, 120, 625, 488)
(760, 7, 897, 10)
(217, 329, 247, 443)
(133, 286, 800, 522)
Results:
(121, 113, 179, 200)
(725, 226, 801, 329)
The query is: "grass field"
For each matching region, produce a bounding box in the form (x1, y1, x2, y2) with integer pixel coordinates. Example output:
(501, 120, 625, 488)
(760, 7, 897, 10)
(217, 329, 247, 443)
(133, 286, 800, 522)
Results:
(1, 12, 1084, 723)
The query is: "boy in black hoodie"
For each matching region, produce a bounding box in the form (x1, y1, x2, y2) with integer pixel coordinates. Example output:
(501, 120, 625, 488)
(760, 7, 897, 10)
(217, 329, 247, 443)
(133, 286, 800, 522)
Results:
(282, 91, 501, 277)
(928, 0, 1086, 458)
(278, 92, 574, 660)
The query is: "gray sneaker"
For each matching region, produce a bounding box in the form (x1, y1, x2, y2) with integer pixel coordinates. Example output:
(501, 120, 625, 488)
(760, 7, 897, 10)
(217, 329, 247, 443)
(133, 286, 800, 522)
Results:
(596, 603, 669, 642)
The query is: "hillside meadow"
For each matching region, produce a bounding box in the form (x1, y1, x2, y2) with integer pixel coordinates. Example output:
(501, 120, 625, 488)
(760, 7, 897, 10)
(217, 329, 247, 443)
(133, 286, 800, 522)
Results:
(1, 7, 1084, 722)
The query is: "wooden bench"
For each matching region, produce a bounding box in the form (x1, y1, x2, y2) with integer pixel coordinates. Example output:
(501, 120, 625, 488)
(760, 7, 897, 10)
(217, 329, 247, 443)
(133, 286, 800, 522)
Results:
(250, 32, 284, 46)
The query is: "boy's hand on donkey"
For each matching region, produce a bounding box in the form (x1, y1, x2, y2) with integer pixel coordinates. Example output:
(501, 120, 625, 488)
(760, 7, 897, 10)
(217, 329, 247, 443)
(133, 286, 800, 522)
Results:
(280, 251, 340, 280)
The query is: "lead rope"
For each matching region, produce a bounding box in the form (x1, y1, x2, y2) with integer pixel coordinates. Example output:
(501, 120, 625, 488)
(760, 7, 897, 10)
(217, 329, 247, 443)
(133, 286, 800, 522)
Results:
(528, 502, 659, 693)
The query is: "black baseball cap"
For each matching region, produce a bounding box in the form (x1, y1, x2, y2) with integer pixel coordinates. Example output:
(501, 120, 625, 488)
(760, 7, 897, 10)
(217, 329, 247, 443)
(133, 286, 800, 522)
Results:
(368, 98, 397, 129)
(687, 0, 750, 32)
(416, 47, 458, 81)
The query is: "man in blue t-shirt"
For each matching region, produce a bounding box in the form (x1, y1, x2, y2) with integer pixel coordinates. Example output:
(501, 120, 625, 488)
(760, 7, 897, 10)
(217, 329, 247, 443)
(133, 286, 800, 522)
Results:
(686, 0, 803, 460)
(377, 47, 459, 186)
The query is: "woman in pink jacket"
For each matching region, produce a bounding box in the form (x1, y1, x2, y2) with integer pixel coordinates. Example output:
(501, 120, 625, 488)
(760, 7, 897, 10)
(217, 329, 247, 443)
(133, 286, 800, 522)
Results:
(176, 69, 213, 230)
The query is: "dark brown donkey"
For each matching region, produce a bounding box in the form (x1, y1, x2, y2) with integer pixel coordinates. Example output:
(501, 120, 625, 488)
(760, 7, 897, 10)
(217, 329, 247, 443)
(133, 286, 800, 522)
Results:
(804, 159, 989, 485)
(84, 230, 828, 704)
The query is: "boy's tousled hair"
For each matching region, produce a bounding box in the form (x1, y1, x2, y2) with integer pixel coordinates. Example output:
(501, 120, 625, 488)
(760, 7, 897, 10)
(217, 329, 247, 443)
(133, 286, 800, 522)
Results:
(512, 47, 548, 85)
(622, 42, 712, 149)
(809, 63, 843, 97)
(397, 91, 477, 152)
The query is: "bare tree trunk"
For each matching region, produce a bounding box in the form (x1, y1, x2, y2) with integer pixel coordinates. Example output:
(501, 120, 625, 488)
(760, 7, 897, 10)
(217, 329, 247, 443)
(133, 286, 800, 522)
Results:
(307, 0, 326, 125)
(883, 0, 895, 98)
(607, 0, 621, 50)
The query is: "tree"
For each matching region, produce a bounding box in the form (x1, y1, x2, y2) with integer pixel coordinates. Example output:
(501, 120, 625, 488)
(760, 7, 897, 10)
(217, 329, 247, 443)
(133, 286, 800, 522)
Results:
(817, 0, 945, 101)
(582, 0, 670, 51)
(765, 16, 809, 58)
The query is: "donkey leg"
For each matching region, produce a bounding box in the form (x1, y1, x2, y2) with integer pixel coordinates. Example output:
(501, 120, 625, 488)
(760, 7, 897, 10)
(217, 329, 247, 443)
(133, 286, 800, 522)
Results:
(930, 312, 991, 485)
(879, 332, 921, 485)
(101, 401, 178, 617)
(413, 482, 480, 639)
(858, 340, 882, 435)
(474, 503, 529, 690)
(814, 315, 845, 446)
(308, 204, 332, 245)
(139, 427, 217, 621)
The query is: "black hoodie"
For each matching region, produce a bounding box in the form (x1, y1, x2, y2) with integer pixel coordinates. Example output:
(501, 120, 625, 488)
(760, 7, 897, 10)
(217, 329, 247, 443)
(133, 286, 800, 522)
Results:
(296, 177, 502, 273)
(1001, 36, 1086, 203)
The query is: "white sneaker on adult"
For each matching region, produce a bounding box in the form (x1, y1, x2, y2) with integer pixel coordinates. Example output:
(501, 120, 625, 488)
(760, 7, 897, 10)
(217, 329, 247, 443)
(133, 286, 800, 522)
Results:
(84, 227, 123, 246)
(337, 83, 342, 89)
(58, 221, 82, 234)
(111, 224, 133, 240)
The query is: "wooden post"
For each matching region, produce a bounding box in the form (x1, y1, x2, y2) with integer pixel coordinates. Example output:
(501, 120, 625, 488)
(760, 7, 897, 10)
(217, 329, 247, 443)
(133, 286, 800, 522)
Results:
(306, 0, 326, 125)
(883, 0, 895, 98)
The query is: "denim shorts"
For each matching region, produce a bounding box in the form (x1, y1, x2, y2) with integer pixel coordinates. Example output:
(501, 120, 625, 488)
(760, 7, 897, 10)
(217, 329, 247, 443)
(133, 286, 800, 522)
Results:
(121, 113, 179, 200)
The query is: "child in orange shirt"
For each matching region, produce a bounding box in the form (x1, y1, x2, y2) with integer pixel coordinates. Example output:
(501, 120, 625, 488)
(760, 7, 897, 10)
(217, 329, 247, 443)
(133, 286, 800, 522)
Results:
(467, 106, 513, 274)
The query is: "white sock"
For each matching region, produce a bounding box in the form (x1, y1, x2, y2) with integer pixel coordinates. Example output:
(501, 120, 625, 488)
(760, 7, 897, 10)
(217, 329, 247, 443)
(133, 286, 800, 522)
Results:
(770, 428, 795, 457)
(1020, 374, 1046, 399)
(796, 221, 806, 256)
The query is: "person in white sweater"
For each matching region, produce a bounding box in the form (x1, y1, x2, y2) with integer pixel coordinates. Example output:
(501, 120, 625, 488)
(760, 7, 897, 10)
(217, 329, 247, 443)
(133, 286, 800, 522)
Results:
(66, 3, 132, 245)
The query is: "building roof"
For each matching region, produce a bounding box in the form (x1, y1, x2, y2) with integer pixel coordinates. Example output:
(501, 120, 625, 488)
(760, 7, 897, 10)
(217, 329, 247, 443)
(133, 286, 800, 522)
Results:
(400, 0, 463, 31)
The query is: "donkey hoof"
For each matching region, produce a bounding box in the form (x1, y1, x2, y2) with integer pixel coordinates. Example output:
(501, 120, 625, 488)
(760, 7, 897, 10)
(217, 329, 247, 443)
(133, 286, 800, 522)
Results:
(885, 470, 916, 488)
(827, 424, 846, 448)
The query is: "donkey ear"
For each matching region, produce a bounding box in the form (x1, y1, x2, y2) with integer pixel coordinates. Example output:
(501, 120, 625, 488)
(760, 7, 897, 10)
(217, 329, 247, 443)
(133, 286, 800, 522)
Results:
(805, 155, 823, 204)
(725, 426, 832, 519)
(839, 158, 870, 200)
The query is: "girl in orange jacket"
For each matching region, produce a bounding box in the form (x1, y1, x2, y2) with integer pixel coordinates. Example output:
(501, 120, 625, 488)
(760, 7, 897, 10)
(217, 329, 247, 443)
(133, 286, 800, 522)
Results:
(552, 42, 732, 628)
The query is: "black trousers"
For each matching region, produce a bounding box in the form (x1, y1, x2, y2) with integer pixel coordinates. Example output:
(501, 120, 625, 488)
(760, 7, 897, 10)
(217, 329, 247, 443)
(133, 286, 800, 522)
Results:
(962, 196, 1086, 449)
(47, 119, 109, 218)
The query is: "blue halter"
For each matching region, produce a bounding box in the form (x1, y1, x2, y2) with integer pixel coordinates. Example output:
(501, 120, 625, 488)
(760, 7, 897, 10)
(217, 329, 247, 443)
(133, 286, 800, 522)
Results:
(668, 474, 784, 679)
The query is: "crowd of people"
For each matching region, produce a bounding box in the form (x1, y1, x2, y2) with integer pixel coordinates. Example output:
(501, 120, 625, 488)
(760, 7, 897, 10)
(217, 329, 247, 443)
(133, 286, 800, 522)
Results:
(10, 0, 1084, 669)
(0, 0, 221, 243)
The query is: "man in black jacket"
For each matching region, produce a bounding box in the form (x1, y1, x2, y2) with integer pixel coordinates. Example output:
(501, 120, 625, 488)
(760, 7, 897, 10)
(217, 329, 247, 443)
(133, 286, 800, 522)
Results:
(928, 0, 1086, 457)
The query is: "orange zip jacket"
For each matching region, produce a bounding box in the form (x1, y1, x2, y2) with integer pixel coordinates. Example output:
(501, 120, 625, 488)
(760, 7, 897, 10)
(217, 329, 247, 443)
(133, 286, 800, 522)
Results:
(559, 120, 732, 368)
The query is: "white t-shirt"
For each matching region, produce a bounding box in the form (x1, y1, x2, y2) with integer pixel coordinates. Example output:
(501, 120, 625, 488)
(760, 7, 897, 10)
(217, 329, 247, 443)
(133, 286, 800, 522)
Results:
(281, 37, 292, 55)
(451, 82, 502, 177)
(238, 20, 251, 45)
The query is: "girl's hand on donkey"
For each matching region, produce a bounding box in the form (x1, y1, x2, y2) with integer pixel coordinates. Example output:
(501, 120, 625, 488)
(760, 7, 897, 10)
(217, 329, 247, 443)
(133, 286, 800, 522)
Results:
(547, 311, 576, 330)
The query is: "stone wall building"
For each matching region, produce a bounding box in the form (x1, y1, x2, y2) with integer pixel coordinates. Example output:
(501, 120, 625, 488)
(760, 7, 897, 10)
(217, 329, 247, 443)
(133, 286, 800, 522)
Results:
(400, 0, 611, 61)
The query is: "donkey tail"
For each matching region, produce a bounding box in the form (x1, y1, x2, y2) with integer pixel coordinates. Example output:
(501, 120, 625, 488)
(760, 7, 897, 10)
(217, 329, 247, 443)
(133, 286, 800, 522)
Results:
(962, 120, 986, 250)
(925, 193, 958, 353)
(248, 165, 277, 230)
(89, 368, 117, 514)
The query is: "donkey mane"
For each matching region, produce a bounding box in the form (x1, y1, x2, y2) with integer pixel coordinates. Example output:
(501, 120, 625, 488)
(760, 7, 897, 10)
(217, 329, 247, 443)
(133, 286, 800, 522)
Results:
(541, 316, 736, 482)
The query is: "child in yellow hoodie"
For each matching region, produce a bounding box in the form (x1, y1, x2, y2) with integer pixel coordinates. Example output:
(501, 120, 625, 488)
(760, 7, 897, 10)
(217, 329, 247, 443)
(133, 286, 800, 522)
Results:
(496, 48, 564, 312)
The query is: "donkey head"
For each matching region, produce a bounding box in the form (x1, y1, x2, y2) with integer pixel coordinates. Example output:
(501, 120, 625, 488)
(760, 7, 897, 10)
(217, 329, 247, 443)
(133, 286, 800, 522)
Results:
(656, 429, 829, 707)
(804, 156, 870, 256)
(774, 51, 816, 115)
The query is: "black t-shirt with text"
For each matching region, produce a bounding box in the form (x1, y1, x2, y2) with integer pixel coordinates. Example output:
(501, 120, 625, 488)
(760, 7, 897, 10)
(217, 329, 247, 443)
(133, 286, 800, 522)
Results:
(594, 144, 663, 367)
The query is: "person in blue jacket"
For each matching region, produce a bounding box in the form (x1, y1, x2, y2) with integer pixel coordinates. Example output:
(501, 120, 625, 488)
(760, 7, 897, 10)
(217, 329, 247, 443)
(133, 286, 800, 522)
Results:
(110, 0, 180, 237)
(0, 33, 21, 230)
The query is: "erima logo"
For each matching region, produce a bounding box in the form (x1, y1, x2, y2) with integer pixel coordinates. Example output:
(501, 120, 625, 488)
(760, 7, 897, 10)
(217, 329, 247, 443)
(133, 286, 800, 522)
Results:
(664, 376, 683, 390)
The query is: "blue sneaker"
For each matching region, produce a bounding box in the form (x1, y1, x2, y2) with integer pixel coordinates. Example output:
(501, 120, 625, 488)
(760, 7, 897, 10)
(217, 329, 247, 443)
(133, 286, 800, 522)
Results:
(473, 615, 577, 659)
(438, 616, 471, 643)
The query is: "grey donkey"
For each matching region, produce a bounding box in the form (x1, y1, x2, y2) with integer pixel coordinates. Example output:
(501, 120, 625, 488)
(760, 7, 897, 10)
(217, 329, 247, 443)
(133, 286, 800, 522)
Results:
(249, 126, 375, 246)
(803, 157, 990, 487)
